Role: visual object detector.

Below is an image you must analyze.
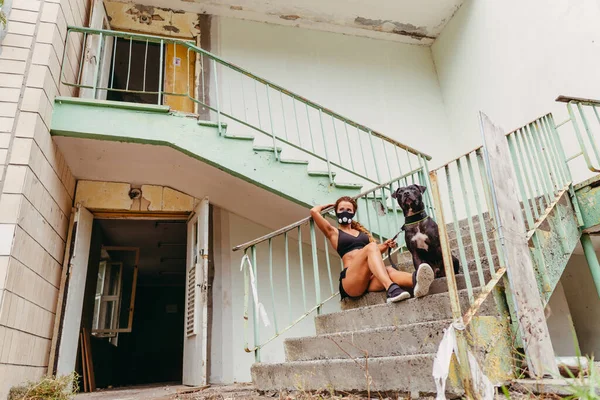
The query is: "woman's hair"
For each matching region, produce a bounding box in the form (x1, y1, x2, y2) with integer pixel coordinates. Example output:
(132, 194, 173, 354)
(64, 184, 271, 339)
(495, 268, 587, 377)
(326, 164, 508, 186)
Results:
(334, 196, 375, 243)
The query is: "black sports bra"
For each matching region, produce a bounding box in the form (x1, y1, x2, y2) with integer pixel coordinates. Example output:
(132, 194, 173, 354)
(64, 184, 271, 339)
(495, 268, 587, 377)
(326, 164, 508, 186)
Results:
(336, 229, 370, 258)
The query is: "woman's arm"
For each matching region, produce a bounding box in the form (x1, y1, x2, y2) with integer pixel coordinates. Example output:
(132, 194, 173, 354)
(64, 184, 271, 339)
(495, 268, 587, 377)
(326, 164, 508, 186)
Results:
(310, 203, 336, 239)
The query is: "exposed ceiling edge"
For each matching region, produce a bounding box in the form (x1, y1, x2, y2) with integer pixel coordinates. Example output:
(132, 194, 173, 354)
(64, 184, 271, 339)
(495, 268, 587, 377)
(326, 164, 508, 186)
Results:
(107, 0, 452, 45)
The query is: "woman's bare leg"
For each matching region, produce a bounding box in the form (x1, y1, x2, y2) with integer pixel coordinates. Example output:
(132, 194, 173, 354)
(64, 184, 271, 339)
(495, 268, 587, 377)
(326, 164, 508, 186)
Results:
(368, 266, 413, 292)
(343, 242, 394, 297)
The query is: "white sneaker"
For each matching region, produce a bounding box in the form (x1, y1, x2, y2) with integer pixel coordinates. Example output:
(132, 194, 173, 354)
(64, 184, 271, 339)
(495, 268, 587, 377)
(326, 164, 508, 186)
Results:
(414, 263, 434, 298)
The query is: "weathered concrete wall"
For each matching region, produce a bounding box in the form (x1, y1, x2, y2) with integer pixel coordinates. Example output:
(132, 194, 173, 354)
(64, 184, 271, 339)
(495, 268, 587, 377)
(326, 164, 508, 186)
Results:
(212, 16, 454, 167)
(561, 254, 600, 358)
(0, 0, 88, 396)
(432, 0, 600, 184)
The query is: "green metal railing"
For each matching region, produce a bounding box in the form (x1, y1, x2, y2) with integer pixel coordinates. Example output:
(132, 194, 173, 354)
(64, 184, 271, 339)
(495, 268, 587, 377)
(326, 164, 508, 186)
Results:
(232, 168, 428, 361)
(556, 96, 600, 173)
(60, 26, 432, 190)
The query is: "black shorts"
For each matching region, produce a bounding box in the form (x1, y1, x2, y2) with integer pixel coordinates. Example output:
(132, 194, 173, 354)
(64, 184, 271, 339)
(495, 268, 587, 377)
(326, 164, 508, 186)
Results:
(339, 268, 365, 300)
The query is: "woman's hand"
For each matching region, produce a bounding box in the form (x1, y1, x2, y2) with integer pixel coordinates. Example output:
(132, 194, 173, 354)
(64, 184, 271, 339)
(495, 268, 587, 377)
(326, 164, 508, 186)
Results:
(383, 238, 397, 249)
(378, 238, 396, 253)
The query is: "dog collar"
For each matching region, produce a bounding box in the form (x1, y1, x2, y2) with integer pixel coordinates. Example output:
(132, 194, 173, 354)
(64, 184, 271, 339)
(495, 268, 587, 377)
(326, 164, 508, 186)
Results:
(401, 210, 429, 230)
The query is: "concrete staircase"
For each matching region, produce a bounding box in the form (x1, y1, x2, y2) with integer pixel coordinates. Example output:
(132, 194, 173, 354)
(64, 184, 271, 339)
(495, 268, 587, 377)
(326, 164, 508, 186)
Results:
(251, 216, 509, 397)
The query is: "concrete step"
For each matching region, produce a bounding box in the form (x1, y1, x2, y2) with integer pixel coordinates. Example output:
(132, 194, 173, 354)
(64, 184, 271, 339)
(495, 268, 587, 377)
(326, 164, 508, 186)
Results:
(340, 270, 493, 311)
(285, 320, 451, 362)
(316, 289, 497, 335)
(251, 354, 462, 397)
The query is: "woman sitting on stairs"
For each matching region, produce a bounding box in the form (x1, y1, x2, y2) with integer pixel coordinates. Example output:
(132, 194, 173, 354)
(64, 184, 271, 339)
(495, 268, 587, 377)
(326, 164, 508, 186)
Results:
(311, 196, 435, 303)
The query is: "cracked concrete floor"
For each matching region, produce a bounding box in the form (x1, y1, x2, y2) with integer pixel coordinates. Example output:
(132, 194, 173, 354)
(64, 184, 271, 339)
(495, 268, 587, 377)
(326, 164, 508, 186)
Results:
(75, 383, 266, 400)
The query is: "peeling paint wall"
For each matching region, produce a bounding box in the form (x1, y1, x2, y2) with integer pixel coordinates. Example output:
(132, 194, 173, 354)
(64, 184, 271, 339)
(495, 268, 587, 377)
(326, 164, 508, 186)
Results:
(75, 180, 198, 211)
(104, 1, 201, 38)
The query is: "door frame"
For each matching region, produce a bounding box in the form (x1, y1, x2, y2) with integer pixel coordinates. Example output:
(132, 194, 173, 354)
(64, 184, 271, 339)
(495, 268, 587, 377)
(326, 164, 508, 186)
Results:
(49, 208, 213, 387)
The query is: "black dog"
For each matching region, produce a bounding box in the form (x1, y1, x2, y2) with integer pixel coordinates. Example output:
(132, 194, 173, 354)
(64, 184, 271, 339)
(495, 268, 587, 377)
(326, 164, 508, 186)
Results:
(391, 184, 460, 278)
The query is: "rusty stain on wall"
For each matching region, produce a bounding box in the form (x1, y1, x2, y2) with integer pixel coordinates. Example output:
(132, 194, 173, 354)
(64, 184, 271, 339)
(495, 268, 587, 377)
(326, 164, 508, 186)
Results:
(105, 1, 201, 38)
(230, 5, 243, 11)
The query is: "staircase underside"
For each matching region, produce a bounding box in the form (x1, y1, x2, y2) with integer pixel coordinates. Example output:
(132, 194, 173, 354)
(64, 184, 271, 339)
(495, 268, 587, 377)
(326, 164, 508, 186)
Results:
(50, 97, 370, 233)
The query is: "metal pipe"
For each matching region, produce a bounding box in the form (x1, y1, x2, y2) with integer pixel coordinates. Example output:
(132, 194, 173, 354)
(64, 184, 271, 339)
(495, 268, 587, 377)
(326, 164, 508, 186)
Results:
(310, 220, 322, 314)
(581, 234, 600, 298)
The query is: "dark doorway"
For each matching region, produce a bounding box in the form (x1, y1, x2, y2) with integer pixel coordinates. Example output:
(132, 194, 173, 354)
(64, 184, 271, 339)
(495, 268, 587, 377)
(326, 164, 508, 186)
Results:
(107, 38, 162, 105)
(80, 219, 187, 389)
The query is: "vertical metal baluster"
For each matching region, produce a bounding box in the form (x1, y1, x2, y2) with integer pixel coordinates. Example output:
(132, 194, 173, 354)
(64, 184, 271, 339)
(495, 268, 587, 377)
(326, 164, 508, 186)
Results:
(533, 120, 559, 194)
(298, 226, 307, 310)
(418, 156, 433, 216)
(380, 187, 392, 242)
(382, 140, 393, 182)
(457, 158, 485, 286)
(523, 125, 551, 209)
(540, 116, 567, 187)
(305, 105, 316, 152)
(158, 40, 164, 105)
(513, 129, 540, 220)
(362, 195, 376, 242)
(143, 39, 148, 93)
(268, 239, 279, 334)
(446, 165, 473, 302)
(394, 146, 405, 186)
(331, 115, 343, 167)
(126, 37, 132, 91)
(251, 246, 260, 362)
(186, 48, 190, 98)
(284, 232, 292, 325)
(389, 183, 401, 234)
(466, 153, 495, 275)
(293, 100, 302, 146)
(254, 80, 262, 130)
(266, 85, 278, 161)
(92, 32, 103, 99)
(318, 109, 333, 183)
(242, 249, 251, 360)
(516, 129, 543, 216)
(343, 122, 355, 172)
(240, 73, 248, 122)
(172, 43, 176, 95)
(279, 91, 288, 141)
(59, 30, 70, 87)
(576, 102, 600, 168)
(356, 126, 369, 178)
(110, 34, 117, 90)
(324, 236, 334, 294)
(213, 60, 222, 135)
(542, 115, 569, 185)
(549, 114, 574, 182)
(228, 70, 234, 115)
(310, 220, 322, 314)
(77, 33, 87, 85)
(370, 190, 384, 244)
(527, 123, 554, 203)
(406, 149, 414, 184)
(201, 54, 206, 105)
(367, 130, 382, 183)
(508, 135, 535, 230)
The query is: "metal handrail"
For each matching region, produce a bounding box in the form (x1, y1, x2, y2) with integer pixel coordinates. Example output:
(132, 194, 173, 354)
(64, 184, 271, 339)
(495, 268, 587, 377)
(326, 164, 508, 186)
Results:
(60, 26, 432, 191)
(232, 166, 426, 252)
(555, 95, 600, 173)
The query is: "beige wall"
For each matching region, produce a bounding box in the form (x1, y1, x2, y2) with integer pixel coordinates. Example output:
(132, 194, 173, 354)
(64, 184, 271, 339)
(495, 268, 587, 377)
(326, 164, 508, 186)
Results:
(0, 0, 88, 396)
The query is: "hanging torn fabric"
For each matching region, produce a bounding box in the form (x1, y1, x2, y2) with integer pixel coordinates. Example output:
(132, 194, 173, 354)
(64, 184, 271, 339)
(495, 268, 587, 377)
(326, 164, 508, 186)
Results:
(240, 254, 271, 327)
(432, 323, 495, 400)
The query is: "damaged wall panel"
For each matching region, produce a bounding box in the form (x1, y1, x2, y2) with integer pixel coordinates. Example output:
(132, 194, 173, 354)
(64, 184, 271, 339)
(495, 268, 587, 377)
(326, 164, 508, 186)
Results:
(75, 180, 199, 212)
(104, 1, 201, 38)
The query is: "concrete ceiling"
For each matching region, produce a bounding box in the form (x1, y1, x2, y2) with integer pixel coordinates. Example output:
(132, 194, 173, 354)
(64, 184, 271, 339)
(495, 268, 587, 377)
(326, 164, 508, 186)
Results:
(109, 0, 463, 45)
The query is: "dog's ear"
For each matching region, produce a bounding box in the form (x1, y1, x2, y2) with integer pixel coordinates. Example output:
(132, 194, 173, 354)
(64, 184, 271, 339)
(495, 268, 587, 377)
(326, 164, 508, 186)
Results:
(416, 185, 427, 194)
(391, 188, 401, 199)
